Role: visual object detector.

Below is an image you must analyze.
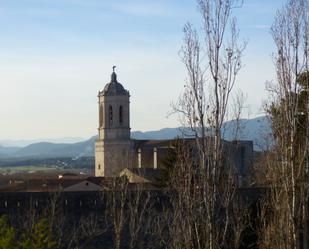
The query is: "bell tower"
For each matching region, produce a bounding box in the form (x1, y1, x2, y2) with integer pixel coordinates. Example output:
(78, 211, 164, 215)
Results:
(95, 67, 132, 177)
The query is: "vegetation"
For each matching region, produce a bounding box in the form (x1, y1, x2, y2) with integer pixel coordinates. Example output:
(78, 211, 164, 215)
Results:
(257, 1, 309, 249)
(0, 216, 56, 249)
(170, 0, 248, 248)
(0, 216, 17, 249)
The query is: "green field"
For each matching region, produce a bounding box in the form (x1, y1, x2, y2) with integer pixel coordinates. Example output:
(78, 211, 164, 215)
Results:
(0, 165, 60, 172)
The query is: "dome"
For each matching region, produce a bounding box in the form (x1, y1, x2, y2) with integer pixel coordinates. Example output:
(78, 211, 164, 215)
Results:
(101, 71, 129, 96)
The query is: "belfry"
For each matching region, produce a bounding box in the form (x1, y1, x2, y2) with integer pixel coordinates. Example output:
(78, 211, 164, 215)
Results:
(95, 67, 132, 177)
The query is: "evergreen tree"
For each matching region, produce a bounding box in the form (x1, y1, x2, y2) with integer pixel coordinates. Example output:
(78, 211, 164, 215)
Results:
(0, 216, 17, 249)
(20, 218, 56, 249)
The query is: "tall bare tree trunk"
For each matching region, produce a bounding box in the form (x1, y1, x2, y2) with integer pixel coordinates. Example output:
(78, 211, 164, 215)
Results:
(172, 0, 246, 248)
(261, 1, 309, 248)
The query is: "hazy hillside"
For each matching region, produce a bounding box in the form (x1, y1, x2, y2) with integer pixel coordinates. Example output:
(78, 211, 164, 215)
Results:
(131, 127, 194, 140)
(0, 116, 272, 159)
(0, 146, 20, 157)
(132, 116, 272, 149)
(14, 142, 70, 158)
(222, 116, 272, 149)
(10, 137, 97, 159)
(0, 137, 84, 147)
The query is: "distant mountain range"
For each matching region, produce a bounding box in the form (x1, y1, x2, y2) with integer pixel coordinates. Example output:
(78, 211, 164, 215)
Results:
(0, 116, 272, 159)
(0, 137, 84, 147)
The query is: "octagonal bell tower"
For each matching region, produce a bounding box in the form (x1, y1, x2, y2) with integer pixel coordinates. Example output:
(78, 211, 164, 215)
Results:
(95, 67, 132, 177)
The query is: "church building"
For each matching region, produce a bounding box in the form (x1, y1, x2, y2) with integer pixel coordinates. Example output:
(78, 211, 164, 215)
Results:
(95, 67, 254, 183)
(95, 67, 171, 177)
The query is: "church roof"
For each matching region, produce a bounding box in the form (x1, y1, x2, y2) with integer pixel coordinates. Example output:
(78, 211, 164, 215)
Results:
(101, 70, 129, 96)
(120, 168, 163, 184)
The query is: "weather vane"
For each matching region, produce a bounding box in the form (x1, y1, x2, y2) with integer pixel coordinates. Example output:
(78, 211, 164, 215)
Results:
(112, 65, 116, 72)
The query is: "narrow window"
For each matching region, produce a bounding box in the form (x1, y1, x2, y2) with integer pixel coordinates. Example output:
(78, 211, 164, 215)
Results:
(109, 105, 113, 126)
(99, 105, 103, 127)
(119, 106, 123, 125)
(98, 164, 101, 170)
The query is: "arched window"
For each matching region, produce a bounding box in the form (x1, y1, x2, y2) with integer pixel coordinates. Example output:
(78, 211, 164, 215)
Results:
(119, 105, 123, 125)
(109, 105, 113, 126)
(99, 105, 103, 127)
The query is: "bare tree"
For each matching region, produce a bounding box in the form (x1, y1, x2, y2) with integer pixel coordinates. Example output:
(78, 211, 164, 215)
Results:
(127, 186, 151, 249)
(172, 0, 246, 248)
(229, 90, 248, 141)
(260, 0, 309, 248)
(108, 177, 129, 249)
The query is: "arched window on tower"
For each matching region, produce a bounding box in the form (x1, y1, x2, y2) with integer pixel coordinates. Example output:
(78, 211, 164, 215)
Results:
(99, 105, 103, 127)
(109, 105, 113, 126)
(119, 105, 123, 125)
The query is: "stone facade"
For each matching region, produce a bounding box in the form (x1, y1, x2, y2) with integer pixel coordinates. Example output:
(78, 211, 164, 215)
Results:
(95, 70, 132, 177)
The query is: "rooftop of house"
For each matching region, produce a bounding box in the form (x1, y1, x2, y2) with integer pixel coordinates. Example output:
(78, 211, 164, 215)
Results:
(120, 168, 163, 185)
(0, 172, 159, 192)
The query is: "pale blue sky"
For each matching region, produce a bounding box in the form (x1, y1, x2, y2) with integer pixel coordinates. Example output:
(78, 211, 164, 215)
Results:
(0, 0, 284, 140)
